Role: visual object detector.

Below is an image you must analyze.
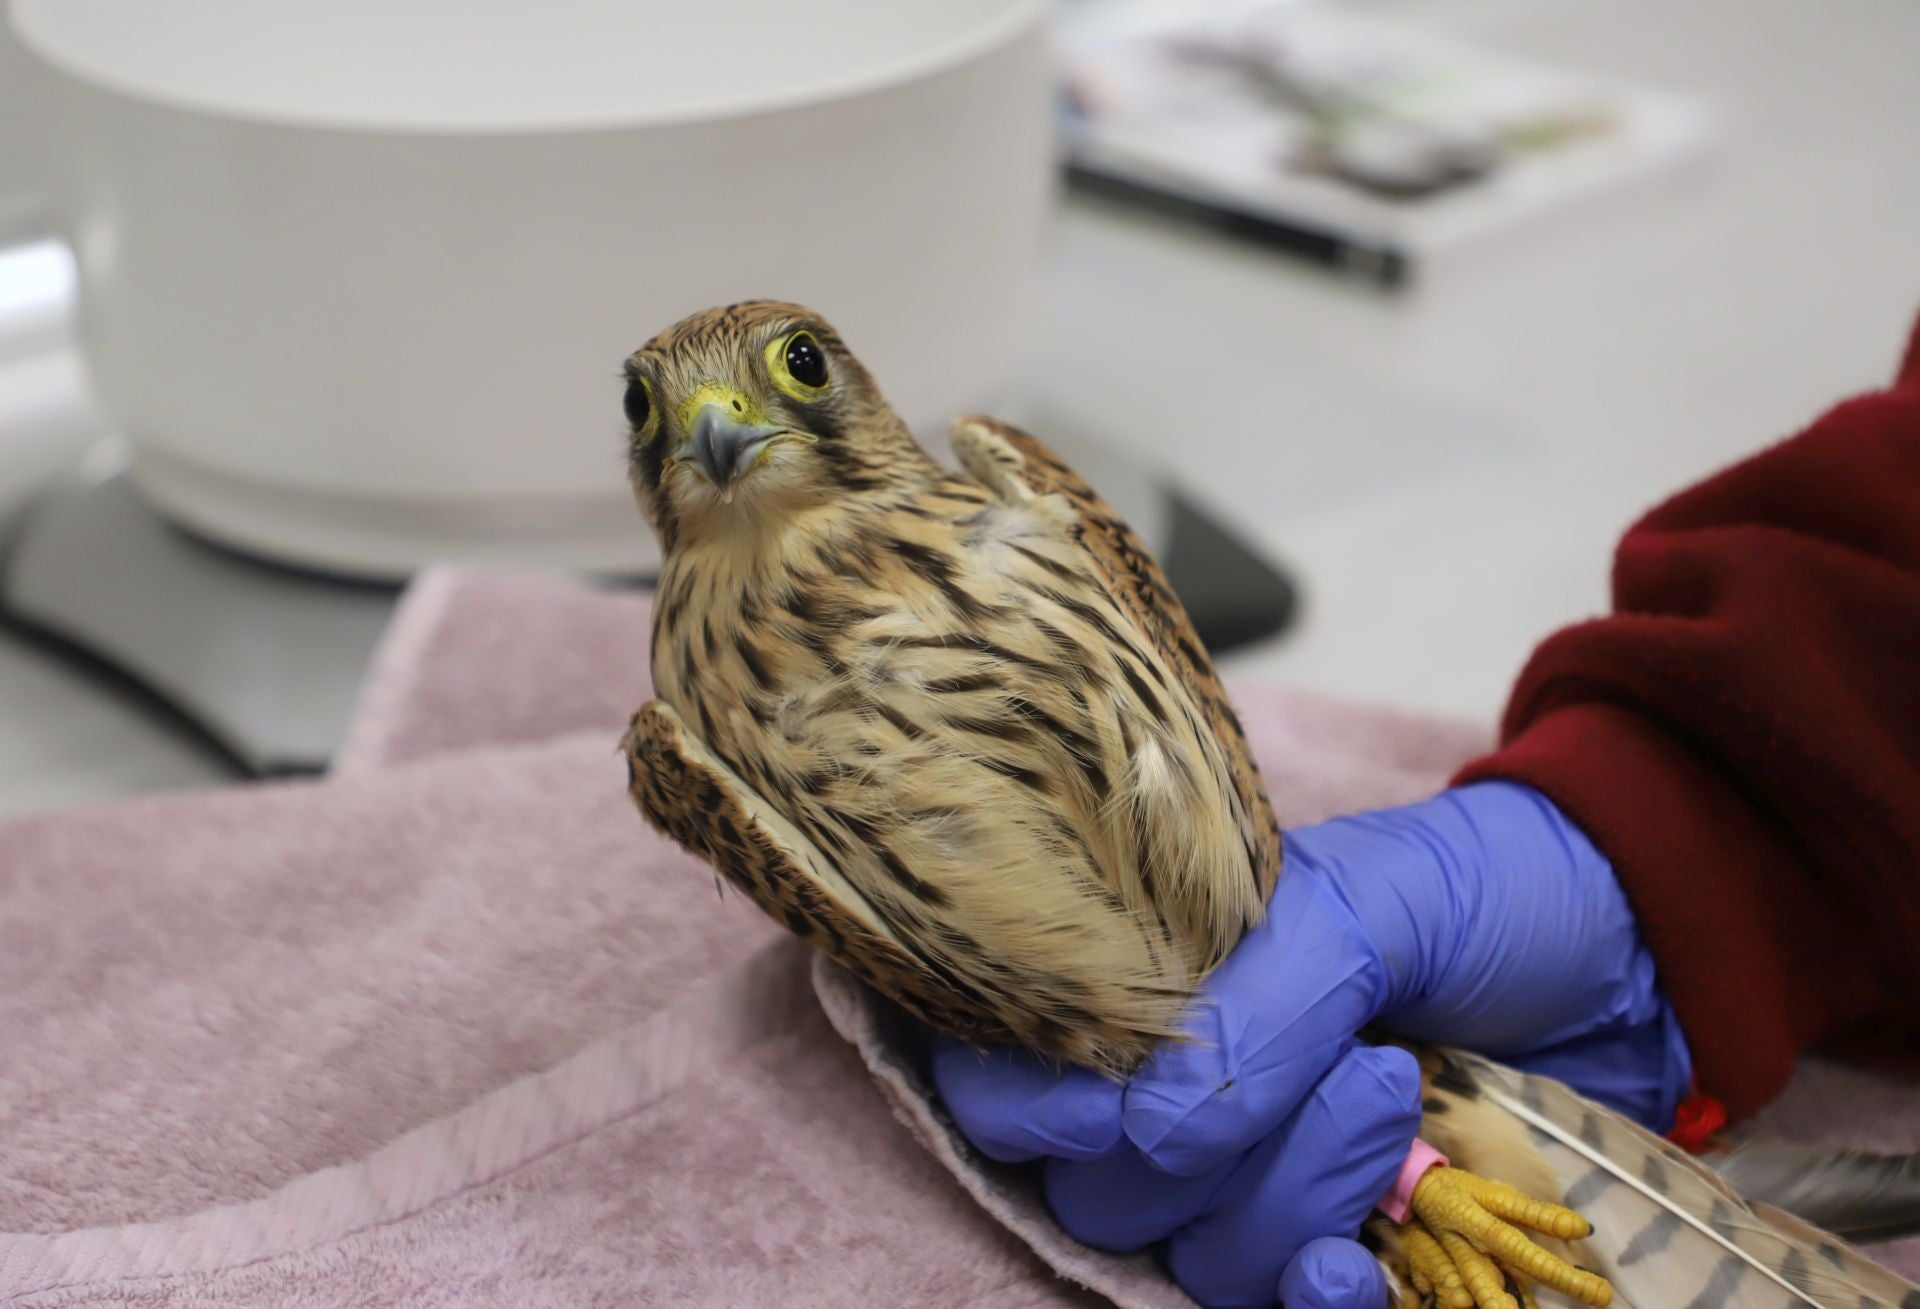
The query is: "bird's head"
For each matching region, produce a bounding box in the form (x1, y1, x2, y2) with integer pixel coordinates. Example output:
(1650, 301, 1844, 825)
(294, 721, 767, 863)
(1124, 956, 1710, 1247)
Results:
(622, 301, 923, 544)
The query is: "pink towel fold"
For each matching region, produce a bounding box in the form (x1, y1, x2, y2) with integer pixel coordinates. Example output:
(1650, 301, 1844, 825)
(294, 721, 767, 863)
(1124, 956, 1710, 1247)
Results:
(334, 568, 657, 775)
(1, 566, 1912, 1306)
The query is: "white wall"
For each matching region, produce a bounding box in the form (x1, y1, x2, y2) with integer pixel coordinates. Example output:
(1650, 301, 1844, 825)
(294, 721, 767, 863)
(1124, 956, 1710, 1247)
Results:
(0, 3, 57, 236)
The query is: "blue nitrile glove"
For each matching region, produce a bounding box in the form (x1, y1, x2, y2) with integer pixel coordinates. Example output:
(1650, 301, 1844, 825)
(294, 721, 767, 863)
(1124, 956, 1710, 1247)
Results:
(1124, 781, 1692, 1177)
(937, 1037, 1420, 1309)
(933, 781, 1693, 1308)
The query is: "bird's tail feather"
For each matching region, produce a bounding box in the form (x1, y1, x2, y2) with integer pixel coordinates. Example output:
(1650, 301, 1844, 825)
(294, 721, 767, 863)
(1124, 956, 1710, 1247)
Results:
(1711, 1141, 1920, 1244)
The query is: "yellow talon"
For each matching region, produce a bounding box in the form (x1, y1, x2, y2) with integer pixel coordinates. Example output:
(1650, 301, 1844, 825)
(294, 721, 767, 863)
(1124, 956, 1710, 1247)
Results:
(1402, 1224, 1472, 1309)
(1437, 1228, 1518, 1309)
(1411, 1167, 1614, 1308)
(1456, 1171, 1593, 1242)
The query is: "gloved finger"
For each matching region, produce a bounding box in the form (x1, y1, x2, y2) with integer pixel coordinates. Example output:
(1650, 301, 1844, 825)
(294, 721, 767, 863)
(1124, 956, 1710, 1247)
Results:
(1279, 1236, 1390, 1309)
(931, 1034, 1124, 1163)
(1166, 1044, 1421, 1308)
(1042, 1146, 1235, 1253)
(1124, 858, 1386, 1176)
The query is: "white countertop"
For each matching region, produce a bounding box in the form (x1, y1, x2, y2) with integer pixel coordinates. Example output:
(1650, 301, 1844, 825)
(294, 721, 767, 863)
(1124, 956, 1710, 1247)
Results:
(2, 0, 1918, 817)
(1059, 0, 1920, 720)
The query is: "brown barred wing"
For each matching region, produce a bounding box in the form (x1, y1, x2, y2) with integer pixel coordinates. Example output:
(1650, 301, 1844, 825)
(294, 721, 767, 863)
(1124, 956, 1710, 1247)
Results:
(621, 700, 1012, 1048)
(948, 415, 1281, 902)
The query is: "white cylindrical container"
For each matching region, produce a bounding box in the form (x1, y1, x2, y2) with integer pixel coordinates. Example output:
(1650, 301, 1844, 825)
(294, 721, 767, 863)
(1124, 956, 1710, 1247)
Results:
(11, 0, 1055, 576)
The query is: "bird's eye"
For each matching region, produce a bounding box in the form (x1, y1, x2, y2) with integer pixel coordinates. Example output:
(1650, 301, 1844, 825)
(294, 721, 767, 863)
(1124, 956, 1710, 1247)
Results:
(764, 329, 831, 401)
(623, 377, 652, 429)
(783, 332, 828, 389)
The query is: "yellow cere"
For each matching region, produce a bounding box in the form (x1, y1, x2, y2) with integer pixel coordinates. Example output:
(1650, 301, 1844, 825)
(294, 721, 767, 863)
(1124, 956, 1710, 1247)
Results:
(765, 330, 830, 404)
(679, 381, 768, 436)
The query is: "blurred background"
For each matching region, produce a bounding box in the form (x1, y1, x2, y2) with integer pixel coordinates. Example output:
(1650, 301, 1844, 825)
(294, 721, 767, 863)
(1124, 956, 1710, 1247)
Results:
(0, 0, 1916, 820)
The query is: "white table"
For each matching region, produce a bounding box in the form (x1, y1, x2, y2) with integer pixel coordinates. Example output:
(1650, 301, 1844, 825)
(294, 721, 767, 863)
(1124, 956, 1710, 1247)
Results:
(1049, 0, 1920, 721)
(2, 0, 1917, 815)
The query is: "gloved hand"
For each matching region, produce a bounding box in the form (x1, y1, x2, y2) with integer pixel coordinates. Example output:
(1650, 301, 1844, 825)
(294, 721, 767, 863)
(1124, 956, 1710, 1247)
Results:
(933, 780, 1693, 1308)
(936, 1036, 1422, 1308)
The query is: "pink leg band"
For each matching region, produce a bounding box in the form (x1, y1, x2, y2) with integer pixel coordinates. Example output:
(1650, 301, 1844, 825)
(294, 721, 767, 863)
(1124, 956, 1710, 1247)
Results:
(1377, 1138, 1449, 1223)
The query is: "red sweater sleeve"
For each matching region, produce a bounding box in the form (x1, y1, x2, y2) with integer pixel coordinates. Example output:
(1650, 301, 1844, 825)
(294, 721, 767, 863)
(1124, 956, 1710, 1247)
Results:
(1457, 315, 1920, 1121)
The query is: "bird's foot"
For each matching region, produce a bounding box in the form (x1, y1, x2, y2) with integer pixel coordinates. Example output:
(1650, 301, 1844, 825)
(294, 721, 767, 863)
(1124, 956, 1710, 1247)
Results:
(1397, 1166, 1612, 1309)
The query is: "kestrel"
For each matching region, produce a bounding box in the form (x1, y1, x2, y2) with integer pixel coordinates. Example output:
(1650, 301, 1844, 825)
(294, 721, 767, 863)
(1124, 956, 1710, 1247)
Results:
(619, 300, 1277, 1073)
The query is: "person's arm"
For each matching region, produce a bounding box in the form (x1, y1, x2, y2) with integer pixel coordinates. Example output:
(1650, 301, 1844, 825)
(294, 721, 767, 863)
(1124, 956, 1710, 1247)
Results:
(1458, 316, 1920, 1120)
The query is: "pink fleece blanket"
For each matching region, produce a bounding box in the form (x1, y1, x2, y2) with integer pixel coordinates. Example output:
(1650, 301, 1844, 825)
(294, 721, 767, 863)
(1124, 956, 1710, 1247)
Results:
(2, 568, 1913, 1306)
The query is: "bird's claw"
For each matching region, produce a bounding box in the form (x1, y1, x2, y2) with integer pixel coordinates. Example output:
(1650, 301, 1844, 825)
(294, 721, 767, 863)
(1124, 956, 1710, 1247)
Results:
(1397, 1166, 1612, 1309)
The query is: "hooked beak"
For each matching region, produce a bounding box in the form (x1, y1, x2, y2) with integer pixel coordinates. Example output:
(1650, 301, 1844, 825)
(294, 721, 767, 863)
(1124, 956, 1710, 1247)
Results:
(687, 404, 783, 500)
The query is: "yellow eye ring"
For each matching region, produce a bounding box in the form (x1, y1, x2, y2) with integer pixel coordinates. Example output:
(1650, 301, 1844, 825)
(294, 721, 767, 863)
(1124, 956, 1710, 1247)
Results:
(623, 373, 658, 436)
(766, 330, 830, 401)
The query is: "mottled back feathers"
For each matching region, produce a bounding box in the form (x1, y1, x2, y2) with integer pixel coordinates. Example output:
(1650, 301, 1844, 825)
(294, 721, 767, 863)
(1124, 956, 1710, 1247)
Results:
(620, 302, 1278, 1071)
